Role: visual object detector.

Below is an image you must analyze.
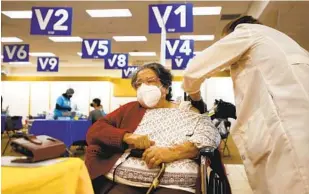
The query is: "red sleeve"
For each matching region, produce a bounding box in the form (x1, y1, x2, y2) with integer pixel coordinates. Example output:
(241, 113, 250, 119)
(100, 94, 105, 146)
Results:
(86, 103, 132, 150)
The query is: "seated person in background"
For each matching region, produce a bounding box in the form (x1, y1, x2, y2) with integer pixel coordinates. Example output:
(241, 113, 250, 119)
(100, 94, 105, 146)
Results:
(89, 98, 106, 124)
(53, 88, 74, 119)
(86, 63, 221, 194)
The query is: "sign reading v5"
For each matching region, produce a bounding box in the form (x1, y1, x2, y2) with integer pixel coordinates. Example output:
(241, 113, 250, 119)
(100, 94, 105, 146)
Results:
(37, 57, 59, 72)
(104, 54, 128, 69)
(2, 44, 29, 62)
(165, 39, 194, 59)
(82, 39, 111, 59)
(171, 57, 192, 70)
(149, 3, 193, 33)
(31, 7, 73, 35)
(122, 66, 138, 79)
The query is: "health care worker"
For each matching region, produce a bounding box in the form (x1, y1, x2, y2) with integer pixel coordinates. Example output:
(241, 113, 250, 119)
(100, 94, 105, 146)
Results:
(182, 15, 309, 194)
(53, 88, 74, 119)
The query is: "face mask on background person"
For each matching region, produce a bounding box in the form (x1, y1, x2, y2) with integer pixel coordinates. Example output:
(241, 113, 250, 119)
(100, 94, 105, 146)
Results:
(137, 84, 162, 108)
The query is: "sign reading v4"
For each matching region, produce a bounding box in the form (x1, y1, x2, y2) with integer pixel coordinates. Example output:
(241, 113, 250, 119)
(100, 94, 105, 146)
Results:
(104, 54, 128, 69)
(31, 7, 73, 35)
(122, 66, 138, 79)
(82, 39, 111, 59)
(171, 57, 192, 70)
(37, 57, 59, 72)
(165, 39, 194, 59)
(2, 44, 29, 62)
(149, 3, 193, 33)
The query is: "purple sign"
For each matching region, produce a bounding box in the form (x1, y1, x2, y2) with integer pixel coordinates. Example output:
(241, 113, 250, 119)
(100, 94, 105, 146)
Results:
(30, 7, 73, 35)
(81, 39, 111, 59)
(37, 57, 59, 72)
(2, 44, 29, 62)
(149, 3, 193, 33)
(171, 57, 192, 70)
(166, 39, 194, 59)
(104, 53, 128, 69)
(122, 66, 138, 78)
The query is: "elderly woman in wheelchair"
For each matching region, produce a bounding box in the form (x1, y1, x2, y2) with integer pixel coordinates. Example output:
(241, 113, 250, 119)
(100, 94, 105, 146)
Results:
(86, 63, 224, 194)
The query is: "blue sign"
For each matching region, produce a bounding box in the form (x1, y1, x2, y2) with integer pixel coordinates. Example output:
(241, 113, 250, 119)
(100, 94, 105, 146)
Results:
(122, 66, 138, 79)
(37, 57, 59, 72)
(81, 39, 111, 59)
(171, 57, 191, 70)
(104, 53, 128, 69)
(2, 44, 29, 62)
(149, 3, 193, 33)
(30, 7, 73, 35)
(165, 39, 194, 59)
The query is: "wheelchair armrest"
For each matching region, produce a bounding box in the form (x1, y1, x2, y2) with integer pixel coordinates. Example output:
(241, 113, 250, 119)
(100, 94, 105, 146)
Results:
(200, 146, 216, 158)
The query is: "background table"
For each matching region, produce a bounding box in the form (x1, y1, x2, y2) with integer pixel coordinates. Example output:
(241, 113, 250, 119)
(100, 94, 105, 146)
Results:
(29, 120, 91, 147)
(1, 158, 94, 194)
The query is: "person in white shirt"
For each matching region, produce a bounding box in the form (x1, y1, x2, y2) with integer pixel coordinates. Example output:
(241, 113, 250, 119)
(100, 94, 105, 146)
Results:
(182, 15, 309, 194)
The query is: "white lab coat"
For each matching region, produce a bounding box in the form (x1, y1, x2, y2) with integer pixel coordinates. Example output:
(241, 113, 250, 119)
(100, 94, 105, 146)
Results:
(183, 24, 309, 194)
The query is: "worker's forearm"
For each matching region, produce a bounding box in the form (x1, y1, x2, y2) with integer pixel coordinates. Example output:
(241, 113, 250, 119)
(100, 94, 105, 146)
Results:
(169, 141, 199, 160)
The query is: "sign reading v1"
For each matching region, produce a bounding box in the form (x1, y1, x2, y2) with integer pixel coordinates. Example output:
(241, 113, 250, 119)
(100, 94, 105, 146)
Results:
(2, 44, 29, 62)
(82, 39, 111, 59)
(149, 3, 193, 33)
(122, 66, 138, 79)
(37, 57, 59, 72)
(165, 39, 194, 59)
(30, 7, 73, 35)
(104, 54, 128, 69)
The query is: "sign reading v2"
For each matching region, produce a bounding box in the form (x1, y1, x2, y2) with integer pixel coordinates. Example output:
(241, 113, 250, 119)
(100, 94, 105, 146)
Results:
(165, 39, 194, 59)
(149, 3, 193, 33)
(81, 39, 111, 59)
(30, 7, 73, 35)
(104, 54, 128, 69)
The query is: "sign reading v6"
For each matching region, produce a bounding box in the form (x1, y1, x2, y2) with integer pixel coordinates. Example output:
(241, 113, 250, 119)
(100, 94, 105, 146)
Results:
(2, 44, 29, 62)
(165, 39, 194, 59)
(81, 39, 111, 59)
(122, 66, 138, 79)
(104, 54, 128, 69)
(37, 57, 59, 72)
(31, 7, 73, 35)
(149, 3, 193, 33)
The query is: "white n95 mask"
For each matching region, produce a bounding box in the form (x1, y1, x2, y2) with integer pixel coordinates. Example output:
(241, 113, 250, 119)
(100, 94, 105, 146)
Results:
(137, 84, 162, 108)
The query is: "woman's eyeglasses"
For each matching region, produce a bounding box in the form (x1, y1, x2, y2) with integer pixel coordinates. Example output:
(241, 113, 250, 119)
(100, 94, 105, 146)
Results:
(133, 77, 160, 88)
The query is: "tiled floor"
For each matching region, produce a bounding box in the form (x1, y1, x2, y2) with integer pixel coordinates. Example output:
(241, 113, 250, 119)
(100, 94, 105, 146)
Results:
(226, 164, 253, 194)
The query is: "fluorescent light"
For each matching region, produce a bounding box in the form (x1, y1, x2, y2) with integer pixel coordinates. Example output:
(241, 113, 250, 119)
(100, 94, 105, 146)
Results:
(86, 9, 132, 18)
(2, 11, 32, 19)
(129, 52, 156, 57)
(9, 62, 31, 65)
(48, 37, 82, 42)
(1, 37, 23, 42)
(77, 52, 82, 56)
(193, 7, 222, 16)
(180, 35, 215, 41)
(194, 51, 202, 55)
(113, 36, 147, 42)
(29, 52, 55, 57)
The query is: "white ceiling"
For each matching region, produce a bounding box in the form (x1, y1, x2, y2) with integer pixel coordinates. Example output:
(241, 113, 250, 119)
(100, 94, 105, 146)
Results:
(1, 1, 309, 75)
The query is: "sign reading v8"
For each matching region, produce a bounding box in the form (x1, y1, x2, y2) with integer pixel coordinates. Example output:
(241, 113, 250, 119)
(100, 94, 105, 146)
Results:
(165, 39, 194, 59)
(149, 3, 193, 33)
(30, 7, 73, 35)
(2, 44, 29, 62)
(104, 54, 128, 69)
(81, 39, 111, 59)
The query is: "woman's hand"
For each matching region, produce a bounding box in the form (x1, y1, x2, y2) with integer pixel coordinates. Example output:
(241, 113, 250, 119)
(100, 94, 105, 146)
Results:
(142, 146, 178, 169)
(123, 133, 155, 149)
